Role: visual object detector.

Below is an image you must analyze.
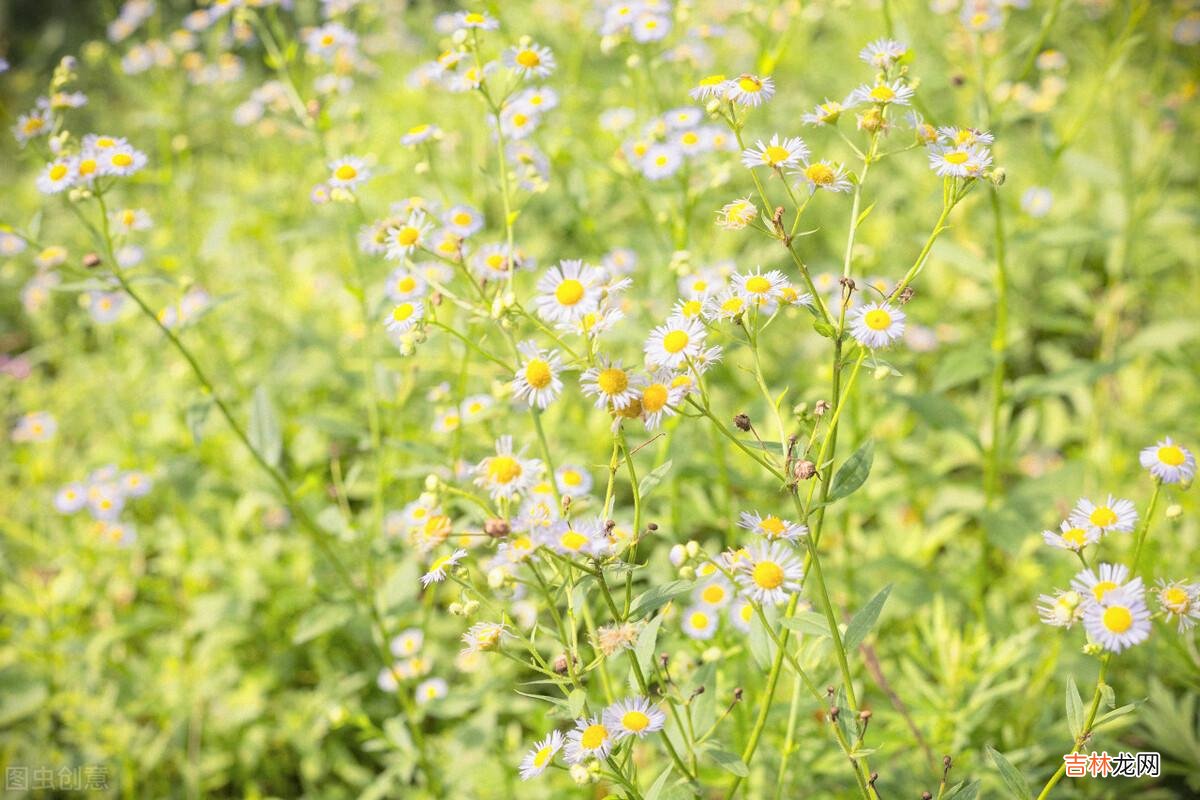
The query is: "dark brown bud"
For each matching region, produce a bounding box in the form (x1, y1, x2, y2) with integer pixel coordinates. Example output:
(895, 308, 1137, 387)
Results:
(605, 519, 616, 532)
(898, 286, 915, 305)
(659, 653, 670, 669)
(859, 710, 872, 722)
(922, 793, 933, 800)
(869, 772, 878, 785)
(484, 518, 510, 539)
(553, 653, 570, 674)
(83, 252, 101, 268)
(829, 706, 840, 721)
(839, 277, 856, 291)
(561, 495, 572, 512)
(646, 522, 658, 532)
(943, 756, 952, 769)
(690, 685, 705, 699)
(814, 400, 831, 416)
(733, 687, 744, 702)
(951, 74, 965, 87)
(795, 460, 817, 480)
(733, 413, 751, 432)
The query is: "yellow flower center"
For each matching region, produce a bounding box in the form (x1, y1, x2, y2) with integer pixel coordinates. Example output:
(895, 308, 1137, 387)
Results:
(533, 746, 553, 767)
(555, 278, 585, 306)
(869, 85, 896, 102)
(700, 74, 726, 86)
(642, 384, 669, 413)
(396, 276, 416, 293)
(745, 276, 771, 294)
(516, 50, 541, 68)
(581, 724, 608, 749)
(752, 561, 785, 590)
(721, 297, 744, 314)
(682, 132, 699, 146)
(759, 516, 786, 537)
(1089, 507, 1118, 528)
(763, 145, 790, 164)
(864, 309, 891, 330)
(95, 137, 116, 148)
(408, 124, 429, 136)
(561, 470, 583, 487)
(49, 164, 69, 181)
(737, 76, 762, 93)
(392, 304, 415, 322)
(1164, 587, 1189, 608)
(1102, 605, 1132, 634)
(486, 254, 506, 270)
(487, 455, 522, 484)
(662, 330, 690, 353)
(701, 585, 725, 604)
(79, 158, 97, 176)
(597, 368, 628, 396)
(690, 611, 710, 628)
(1158, 445, 1186, 466)
(944, 151, 969, 165)
(396, 226, 420, 246)
(805, 163, 835, 184)
(671, 375, 693, 389)
(560, 530, 588, 551)
(23, 118, 45, 134)
(524, 359, 552, 389)
(111, 152, 134, 167)
(464, 12, 485, 24)
(622, 710, 650, 732)
(429, 555, 451, 572)
(1091, 580, 1117, 603)
(452, 212, 472, 226)
(1061, 528, 1088, 548)
(335, 164, 358, 181)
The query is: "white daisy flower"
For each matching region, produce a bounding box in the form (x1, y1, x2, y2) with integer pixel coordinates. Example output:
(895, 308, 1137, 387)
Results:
(1071, 563, 1144, 607)
(441, 204, 484, 238)
(1021, 187, 1053, 218)
(728, 73, 775, 106)
(512, 342, 565, 410)
(632, 13, 671, 43)
(474, 436, 542, 499)
(535, 259, 604, 324)
(602, 248, 637, 276)
(110, 208, 153, 233)
(741, 134, 808, 170)
(390, 628, 424, 657)
(936, 126, 995, 148)
(693, 578, 734, 609)
(54, 482, 88, 513)
(641, 143, 683, 180)
(500, 105, 540, 140)
(690, 73, 730, 101)
(564, 716, 613, 763)
(1041, 520, 1100, 552)
(377, 665, 400, 692)
(513, 86, 560, 114)
(636, 372, 683, 430)
(728, 599, 755, 633)
(455, 10, 499, 30)
(504, 42, 555, 78)
(732, 269, 788, 308)
(519, 730, 565, 780)
(459, 394, 495, 422)
(859, 38, 908, 68)
(705, 287, 748, 321)
(305, 22, 357, 58)
(738, 511, 808, 542)
(716, 197, 758, 231)
(328, 156, 370, 189)
(580, 358, 640, 411)
(1068, 496, 1138, 534)
(537, 518, 611, 558)
(432, 409, 462, 434)
(554, 464, 593, 498)
(602, 697, 666, 740)
(13, 111, 50, 145)
(1139, 438, 1195, 484)
(384, 211, 432, 260)
(1156, 579, 1200, 632)
(846, 79, 914, 107)
(120, 470, 152, 497)
(86, 483, 125, 520)
(643, 316, 707, 369)
(98, 144, 148, 177)
(736, 542, 804, 605)
(36, 159, 76, 194)
(420, 549, 467, 587)
(794, 159, 852, 193)
(461, 621, 508, 655)
(385, 268, 427, 302)
(385, 300, 425, 334)
(801, 99, 844, 127)
(1036, 589, 1084, 628)
(850, 302, 906, 348)
(1084, 587, 1151, 653)
(401, 123, 440, 146)
(415, 677, 448, 705)
(927, 145, 992, 178)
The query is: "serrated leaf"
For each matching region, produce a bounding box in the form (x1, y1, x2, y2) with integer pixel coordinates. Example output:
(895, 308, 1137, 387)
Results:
(985, 745, 1031, 800)
(1066, 676, 1083, 739)
(707, 747, 749, 777)
(843, 584, 892, 651)
(827, 439, 874, 503)
(638, 459, 673, 498)
(249, 385, 283, 467)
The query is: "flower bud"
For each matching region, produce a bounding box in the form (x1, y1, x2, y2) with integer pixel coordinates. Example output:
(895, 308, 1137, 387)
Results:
(685, 541, 700, 558)
(669, 544, 687, 566)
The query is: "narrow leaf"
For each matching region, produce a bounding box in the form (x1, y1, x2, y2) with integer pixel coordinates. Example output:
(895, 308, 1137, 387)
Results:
(843, 584, 892, 651)
(1066, 676, 1083, 739)
(249, 385, 283, 467)
(707, 747, 749, 777)
(638, 459, 673, 498)
(827, 439, 874, 503)
(985, 745, 1032, 800)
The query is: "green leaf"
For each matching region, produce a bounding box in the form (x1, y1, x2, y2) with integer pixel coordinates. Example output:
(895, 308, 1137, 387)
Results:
(779, 611, 831, 638)
(843, 584, 892, 651)
(1066, 676, 1084, 739)
(644, 766, 674, 800)
(0, 683, 47, 727)
(636, 615, 663, 674)
(813, 319, 837, 339)
(932, 344, 993, 392)
(827, 439, 874, 503)
(630, 580, 693, 619)
(186, 398, 213, 444)
(249, 385, 283, 467)
(985, 745, 1032, 800)
(567, 688, 587, 718)
(707, 746, 749, 777)
(944, 780, 981, 800)
(292, 603, 353, 644)
(638, 459, 673, 498)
